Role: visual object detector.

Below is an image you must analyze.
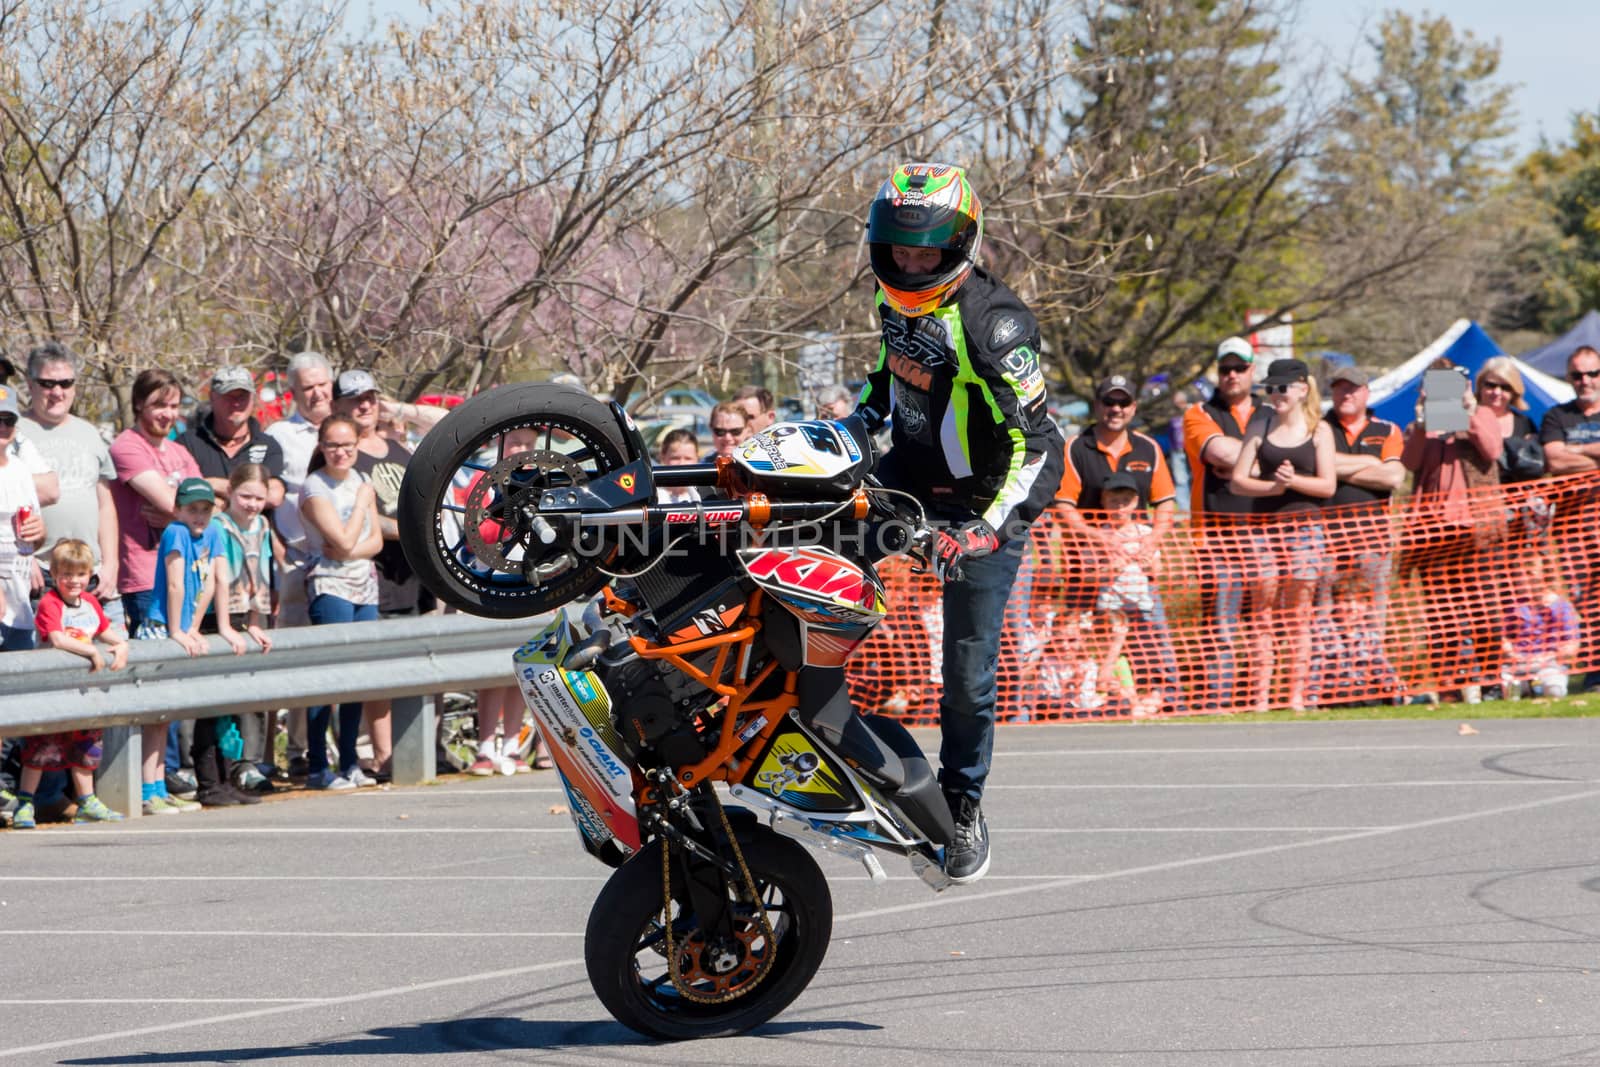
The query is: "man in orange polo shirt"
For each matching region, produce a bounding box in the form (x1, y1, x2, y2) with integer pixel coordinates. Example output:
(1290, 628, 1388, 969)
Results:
(1057, 375, 1182, 707)
(1323, 365, 1404, 626)
(1181, 336, 1268, 708)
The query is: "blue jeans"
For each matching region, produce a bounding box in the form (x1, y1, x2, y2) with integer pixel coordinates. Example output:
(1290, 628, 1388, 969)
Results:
(307, 593, 378, 777)
(0, 624, 35, 652)
(937, 532, 1028, 802)
(1206, 558, 1246, 709)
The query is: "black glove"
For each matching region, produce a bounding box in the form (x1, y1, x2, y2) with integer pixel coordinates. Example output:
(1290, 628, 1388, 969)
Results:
(851, 404, 886, 435)
(933, 519, 999, 582)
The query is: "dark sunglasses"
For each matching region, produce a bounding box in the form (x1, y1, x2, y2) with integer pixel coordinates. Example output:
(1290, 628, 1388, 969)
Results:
(1479, 380, 1513, 392)
(1570, 369, 1600, 382)
(32, 377, 75, 390)
(1100, 396, 1134, 409)
(1262, 382, 1293, 395)
(711, 426, 743, 437)
(0, 413, 18, 427)
(1217, 363, 1252, 375)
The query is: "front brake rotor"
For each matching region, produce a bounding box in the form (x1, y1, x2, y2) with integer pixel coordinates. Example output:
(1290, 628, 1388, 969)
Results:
(462, 449, 586, 575)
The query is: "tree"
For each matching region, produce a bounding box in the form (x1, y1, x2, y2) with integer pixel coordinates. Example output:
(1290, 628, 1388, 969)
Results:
(1500, 113, 1600, 335)
(0, 0, 342, 421)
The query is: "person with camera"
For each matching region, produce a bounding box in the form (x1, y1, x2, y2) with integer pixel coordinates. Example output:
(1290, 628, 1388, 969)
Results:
(1400, 359, 1503, 703)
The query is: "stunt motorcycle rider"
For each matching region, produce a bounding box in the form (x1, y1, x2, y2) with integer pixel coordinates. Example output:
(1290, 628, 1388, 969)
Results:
(855, 162, 1065, 882)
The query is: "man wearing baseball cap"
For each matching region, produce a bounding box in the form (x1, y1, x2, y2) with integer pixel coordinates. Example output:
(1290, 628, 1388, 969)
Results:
(178, 364, 285, 507)
(1323, 365, 1403, 623)
(1180, 336, 1273, 709)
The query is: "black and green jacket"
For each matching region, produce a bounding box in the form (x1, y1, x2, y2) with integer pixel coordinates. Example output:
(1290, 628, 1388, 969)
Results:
(859, 267, 1064, 539)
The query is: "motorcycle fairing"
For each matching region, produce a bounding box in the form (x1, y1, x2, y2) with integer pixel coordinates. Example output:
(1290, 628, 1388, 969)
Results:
(734, 421, 873, 494)
(514, 617, 641, 854)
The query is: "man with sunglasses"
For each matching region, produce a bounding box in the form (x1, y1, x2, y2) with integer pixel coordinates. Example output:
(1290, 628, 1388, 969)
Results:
(1182, 336, 1272, 709)
(17, 343, 117, 622)
(1541, 345, 1600, 678)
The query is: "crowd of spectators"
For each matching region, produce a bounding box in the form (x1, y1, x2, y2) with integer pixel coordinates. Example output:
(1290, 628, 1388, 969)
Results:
(6, 338, 1600, 825)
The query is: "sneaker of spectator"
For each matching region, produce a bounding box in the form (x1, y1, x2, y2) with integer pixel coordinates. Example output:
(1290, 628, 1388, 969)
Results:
(305, 769, 356, 791)
(165, 768, 198, 800)
(347, 766, 379, 788)
(469, 743, 499, 777)
(142, 794, 183, 816)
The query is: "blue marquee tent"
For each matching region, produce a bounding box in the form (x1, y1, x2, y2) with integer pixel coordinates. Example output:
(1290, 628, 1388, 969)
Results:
(1366, 319, 1573, 427)
(1518, 309, 1600, 377)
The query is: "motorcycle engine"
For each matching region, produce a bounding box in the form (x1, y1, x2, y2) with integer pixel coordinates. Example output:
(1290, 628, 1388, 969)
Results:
(598, 650, 715, 769)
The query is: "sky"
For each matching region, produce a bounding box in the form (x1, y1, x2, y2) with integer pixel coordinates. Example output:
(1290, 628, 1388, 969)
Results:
(1294, 0, 1600, 155)
(352, 0, 1600, 158)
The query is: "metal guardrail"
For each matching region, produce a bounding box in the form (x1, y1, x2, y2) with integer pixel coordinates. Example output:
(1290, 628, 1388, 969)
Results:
(0, 611, 554, 817)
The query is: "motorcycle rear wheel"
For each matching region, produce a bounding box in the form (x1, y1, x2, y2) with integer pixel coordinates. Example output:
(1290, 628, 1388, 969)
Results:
(397, 383, 629, 618)
(584, 830, 832, 1040)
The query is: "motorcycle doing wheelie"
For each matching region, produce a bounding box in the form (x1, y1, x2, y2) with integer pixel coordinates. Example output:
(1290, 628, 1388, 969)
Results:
(397, 382, 960, 1040)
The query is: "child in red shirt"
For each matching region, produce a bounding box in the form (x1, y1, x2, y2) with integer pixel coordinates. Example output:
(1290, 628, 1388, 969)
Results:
(13, 538, 129, 828)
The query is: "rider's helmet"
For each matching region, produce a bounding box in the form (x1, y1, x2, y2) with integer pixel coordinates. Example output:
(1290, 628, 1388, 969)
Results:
(867, 163, 983, 318)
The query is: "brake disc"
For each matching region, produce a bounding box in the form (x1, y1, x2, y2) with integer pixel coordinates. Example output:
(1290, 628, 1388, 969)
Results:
(462, 449, 586, 576)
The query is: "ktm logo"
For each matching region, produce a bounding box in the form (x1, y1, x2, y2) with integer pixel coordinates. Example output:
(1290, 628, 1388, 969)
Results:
(1125, 461, 1152, 473)
(888, 352, 933, 391)
(1360, 436, 1389, 449)
(743, 549, 877, 609)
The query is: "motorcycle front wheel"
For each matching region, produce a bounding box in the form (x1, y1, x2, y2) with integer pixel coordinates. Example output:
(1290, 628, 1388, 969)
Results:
(584, 830, 833, 1040)
(397, 382, 629, 618)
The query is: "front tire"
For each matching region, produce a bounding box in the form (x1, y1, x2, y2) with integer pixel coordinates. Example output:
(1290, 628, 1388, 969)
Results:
(584, 830, 832, 1040)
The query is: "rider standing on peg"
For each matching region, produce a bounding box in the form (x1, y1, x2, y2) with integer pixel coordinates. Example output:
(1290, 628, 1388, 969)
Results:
(855, 163, 1064, 883)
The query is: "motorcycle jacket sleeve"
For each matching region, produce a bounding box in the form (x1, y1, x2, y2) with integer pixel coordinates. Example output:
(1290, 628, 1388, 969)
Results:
(858, 267, 1065, 540)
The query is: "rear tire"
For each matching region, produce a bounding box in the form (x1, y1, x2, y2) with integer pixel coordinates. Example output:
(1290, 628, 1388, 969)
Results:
(397, 383, 629, 618)
(584, 830, 832, 1040)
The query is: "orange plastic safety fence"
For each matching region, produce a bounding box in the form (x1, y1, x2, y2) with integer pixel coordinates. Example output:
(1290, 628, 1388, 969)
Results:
(846, 472, 1600, 722)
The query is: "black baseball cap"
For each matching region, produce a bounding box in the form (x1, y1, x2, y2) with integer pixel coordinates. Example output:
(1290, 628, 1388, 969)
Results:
(1103, 471, 1140, 494)
(1096, 375, 1136, 402)
(1261, 358, 1310, 388)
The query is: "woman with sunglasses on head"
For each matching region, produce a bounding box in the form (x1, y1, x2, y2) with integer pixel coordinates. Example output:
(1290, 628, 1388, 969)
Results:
(1230, 359, 1337, 712)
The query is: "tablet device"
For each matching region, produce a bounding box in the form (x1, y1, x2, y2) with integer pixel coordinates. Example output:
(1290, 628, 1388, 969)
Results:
(1422, 368, 1471, 434)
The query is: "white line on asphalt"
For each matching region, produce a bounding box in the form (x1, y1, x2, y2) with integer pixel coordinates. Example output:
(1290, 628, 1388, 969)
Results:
(0, 999, 316, 1005)
(0, 957, 587, 1060)
(986, 780, 1592, 788)
(0, 930, 584, 938)
(992, 744, 1597, 755)
(833, 786, 1600, 924)
(25, 827, 578, 834)
(0, 875, 609, 882)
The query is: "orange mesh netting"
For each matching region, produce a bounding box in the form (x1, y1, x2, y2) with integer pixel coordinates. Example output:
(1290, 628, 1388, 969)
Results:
(846, 472, 1600, 721)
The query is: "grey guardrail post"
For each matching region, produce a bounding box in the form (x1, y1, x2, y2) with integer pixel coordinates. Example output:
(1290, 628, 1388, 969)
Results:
(0, 610, 553, 814)
(98, 726, 141, 819)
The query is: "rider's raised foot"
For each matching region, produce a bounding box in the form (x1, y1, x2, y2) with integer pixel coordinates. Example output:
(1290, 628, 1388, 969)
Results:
(944, 793, 990, 884)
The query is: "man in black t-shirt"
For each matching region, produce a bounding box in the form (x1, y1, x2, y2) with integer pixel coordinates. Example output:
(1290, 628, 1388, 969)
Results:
(179, 365, 286, 507)
(1541, 346, 1600, 676)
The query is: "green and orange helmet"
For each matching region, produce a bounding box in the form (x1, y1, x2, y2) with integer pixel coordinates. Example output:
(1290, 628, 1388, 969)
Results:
(867, 163, 983, 317)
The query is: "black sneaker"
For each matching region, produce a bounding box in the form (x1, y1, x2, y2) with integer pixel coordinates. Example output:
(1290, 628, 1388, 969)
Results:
(166, 770, 199, 800)
(944, 793, 991, 884)
(195, 788, 243, 808)
(286, 756, 309, 778)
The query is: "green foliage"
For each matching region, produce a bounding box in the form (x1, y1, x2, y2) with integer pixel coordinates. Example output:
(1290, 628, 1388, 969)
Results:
(1504, 114, 1600, 333)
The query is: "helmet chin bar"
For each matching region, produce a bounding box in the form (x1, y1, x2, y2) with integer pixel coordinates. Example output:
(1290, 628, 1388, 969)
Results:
(870, 244, 975, 316)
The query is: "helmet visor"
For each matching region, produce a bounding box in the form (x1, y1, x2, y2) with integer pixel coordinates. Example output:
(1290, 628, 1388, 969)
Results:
(867, 197, 979, 251)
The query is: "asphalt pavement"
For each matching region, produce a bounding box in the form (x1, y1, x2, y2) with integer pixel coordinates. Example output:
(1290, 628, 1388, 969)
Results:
(4, 719, 1600, 1066)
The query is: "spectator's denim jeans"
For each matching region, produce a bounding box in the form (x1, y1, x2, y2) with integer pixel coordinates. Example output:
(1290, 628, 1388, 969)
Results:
(938, 533, 1028, 803)
(0, 624, 35, 652)
(307, 593, 379, 777)
(1207, 559, 1246, 709)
